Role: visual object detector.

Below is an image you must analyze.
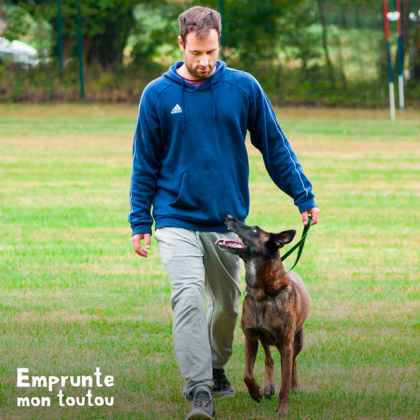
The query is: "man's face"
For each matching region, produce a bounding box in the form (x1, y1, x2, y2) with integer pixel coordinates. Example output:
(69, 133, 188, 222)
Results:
(178, 29, 220, 79)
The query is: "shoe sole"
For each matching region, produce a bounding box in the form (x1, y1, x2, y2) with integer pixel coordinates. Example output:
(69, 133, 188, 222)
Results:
(185, 408, 215, 420)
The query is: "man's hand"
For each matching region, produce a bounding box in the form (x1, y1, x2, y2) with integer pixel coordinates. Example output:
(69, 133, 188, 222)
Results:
(301, 207, 320, 226)
(132, 234, 151, 258)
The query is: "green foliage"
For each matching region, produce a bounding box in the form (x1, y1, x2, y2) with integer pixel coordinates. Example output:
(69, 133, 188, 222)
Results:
(129, 3, 177, 66)
(2, 5, 31, 40)
(1, 5, 53, 54)
(223, 0, 306, 65)
(8, 0, 162, 67)
(11, 0, 138, 37)
(279, 5, 322, 71)
(0, 60, 163, 102)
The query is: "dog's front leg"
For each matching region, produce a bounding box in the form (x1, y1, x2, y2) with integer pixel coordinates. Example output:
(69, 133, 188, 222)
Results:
(291, 328, 303, 393)
(244, 336, 262, 402)
(276, 342, 293, 417)
(261, 341, 275, 398)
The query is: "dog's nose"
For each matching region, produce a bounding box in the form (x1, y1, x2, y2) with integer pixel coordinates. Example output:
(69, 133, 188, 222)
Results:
(225, 214, 234, 221)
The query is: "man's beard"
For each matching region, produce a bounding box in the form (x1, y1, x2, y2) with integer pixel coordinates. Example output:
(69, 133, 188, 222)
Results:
(185, 60, 215, 79)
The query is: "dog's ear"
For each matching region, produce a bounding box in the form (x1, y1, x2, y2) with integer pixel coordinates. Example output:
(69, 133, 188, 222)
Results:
(269, 230, 296, 248)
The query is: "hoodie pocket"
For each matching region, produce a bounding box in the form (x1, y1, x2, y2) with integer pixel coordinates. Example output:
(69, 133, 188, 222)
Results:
(170, 167, 247, 224)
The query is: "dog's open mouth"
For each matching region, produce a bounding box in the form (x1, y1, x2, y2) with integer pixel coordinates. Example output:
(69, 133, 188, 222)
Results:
(215, 238, 246, 249)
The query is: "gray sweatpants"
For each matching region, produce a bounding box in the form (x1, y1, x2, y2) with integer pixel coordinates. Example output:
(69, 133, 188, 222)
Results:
(154, 227, 242, 400)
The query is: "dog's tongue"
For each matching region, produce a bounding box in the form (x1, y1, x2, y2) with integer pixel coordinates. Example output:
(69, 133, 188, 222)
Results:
(215, 238, 246, 248)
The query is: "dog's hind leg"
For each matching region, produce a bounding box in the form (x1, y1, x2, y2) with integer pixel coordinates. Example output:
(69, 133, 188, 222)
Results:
(291, 328, 304, 393)
(244, 336, 263, 403)
(261, 342, 275, 398)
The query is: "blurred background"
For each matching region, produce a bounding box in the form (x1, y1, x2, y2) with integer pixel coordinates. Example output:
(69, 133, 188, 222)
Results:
(1, 0, 420, 107)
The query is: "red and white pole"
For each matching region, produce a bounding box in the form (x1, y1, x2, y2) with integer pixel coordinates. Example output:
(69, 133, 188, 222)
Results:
(383, 0, 396, 121)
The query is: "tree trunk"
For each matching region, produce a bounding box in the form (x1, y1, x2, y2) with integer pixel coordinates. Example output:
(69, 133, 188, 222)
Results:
(85, 16, 134, 69)
(411, 25, 420, 83)
(336, 34, 347, 92)
(317, 0, 335, 87)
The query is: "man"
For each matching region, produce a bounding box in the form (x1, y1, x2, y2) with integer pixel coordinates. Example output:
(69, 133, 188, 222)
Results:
(129, 6, 320, 420)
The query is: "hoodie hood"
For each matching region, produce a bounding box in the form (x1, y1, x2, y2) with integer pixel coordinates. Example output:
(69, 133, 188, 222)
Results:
(163, 60, 226, 90)
(163, 60, 226, 135)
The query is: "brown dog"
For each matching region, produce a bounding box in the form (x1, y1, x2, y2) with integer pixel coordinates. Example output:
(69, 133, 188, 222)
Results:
(216, 215, 311, 417)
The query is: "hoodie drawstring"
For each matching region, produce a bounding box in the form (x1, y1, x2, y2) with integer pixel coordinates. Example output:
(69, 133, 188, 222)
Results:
(210, 77, 216, 121)
(178, 71, 218, 140)
(179, 79, 185, 140)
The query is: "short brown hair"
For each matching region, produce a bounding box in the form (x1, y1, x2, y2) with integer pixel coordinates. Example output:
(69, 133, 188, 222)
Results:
(178, 6, 222, 46)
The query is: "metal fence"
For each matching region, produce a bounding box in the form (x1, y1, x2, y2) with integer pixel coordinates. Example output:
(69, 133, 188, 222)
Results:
(0, 0, 419, 106)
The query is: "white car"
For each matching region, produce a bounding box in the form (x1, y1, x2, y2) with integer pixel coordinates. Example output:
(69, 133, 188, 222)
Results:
(0, 37, 39, 67)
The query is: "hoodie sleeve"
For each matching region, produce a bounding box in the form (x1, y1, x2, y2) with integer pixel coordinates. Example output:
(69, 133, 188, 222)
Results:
(247, 77, 317, 213)
(128, 87, 162, 236)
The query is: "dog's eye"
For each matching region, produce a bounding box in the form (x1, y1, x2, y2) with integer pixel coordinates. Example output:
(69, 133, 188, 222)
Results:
(252, 228, 258, 233)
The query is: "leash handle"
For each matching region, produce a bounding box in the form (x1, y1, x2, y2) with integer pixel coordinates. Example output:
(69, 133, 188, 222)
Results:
(282, 215, 312, 272)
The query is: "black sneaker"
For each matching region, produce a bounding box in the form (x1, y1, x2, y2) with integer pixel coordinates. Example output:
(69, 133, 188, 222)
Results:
(185, 390, 216, 420)
(211, 368, 235, 398)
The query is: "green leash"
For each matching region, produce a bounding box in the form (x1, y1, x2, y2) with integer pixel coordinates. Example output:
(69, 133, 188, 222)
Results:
(282, 215, 312, 272)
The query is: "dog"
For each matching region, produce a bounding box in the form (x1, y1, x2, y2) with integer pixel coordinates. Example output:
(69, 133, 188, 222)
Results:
(216, 215, 311, 417)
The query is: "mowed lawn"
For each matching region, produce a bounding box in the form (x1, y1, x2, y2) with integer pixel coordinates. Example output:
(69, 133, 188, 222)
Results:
(0, 104, 419, 420)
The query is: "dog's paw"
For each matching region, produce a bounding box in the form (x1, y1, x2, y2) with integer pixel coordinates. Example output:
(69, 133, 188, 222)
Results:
(276, 403, 289, 417)
(263, 384, 275, 398)
(245, 378, 263, 403)
(249, 386, 263, 403)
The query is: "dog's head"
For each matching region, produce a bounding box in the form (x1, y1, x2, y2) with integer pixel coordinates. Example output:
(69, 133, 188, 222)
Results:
(215, 215, 296, 261)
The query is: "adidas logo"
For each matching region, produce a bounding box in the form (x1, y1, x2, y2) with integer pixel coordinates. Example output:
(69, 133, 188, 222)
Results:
(171, 104, 182, 114)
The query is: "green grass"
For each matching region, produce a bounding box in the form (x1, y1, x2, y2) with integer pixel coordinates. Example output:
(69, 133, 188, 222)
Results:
(1, 104, 420, 419)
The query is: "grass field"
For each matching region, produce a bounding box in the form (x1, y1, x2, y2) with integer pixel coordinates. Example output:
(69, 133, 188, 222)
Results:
(1, 104, 419, 420)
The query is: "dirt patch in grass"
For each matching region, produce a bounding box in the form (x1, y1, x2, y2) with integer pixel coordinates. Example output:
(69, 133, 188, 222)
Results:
(5, 309, 173, 325)
(246, 138, 420, 158)
(4, 104, 419, 120)
(273, 106, 420, 121)
(0, 103, 138, 119)
(0, 134, 132, 148)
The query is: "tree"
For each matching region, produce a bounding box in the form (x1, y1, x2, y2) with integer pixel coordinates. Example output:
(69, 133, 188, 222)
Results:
(222, 0, 307, 68)
(316, 0, 335, 86)
(6, 0, 160, 69)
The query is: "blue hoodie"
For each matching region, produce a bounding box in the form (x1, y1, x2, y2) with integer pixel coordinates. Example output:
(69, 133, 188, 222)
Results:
(128, 61, 316, 235)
